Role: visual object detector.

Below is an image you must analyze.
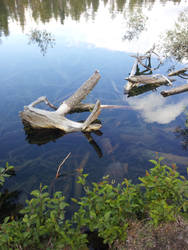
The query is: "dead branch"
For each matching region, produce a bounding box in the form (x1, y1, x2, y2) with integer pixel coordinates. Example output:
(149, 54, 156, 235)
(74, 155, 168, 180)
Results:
(125, 46, 164, 93)
(56, 152, 71, 178)
(168, 67, 188, 76)
(20, 71, 102, 133)
(161, 83, 188, 97)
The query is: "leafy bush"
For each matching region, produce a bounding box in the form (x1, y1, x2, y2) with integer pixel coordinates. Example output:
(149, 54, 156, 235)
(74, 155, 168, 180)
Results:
(139, 158, 188, 225)
(0, 162, 14, 190)
(73, 174, 143, 245)
(0, 158, 188, 249)
(0, 184, 87, 249)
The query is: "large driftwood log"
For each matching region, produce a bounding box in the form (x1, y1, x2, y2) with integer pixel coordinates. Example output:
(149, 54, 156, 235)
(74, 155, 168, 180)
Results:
(20, 71, 102, 133)
(161, 83, 188, 97)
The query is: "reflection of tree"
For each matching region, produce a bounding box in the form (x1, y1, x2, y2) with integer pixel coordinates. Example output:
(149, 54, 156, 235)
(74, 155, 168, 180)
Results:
(0, 0, 9, 37)
(159, 8, 188, 62)
(28, 29, 55, 56)
(0, 0, 184, 38)
(123, 9, 148, 41)
(175, 118, 188, 150)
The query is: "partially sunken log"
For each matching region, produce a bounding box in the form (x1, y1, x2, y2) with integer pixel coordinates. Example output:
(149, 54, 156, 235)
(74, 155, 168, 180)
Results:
(161, 83, 188, 97)
(126, 75, 175, 86)
(168, 67, 188, 77)
(20, 71, 102, 133)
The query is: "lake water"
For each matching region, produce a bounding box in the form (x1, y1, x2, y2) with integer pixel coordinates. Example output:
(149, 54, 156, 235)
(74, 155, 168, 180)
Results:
(0, 0, 188, 204)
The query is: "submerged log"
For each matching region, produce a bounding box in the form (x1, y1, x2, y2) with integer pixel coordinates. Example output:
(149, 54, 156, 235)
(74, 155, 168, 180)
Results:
(161, 83, 188, 97)
(20, 71, 102, 133)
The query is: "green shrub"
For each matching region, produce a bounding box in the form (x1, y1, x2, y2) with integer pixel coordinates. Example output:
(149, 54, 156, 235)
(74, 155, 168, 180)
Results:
(139, 157, 188, 225)
(0, 158, 188, 249)
(0, 184, 87, 249)
(73, 174, 143, 245)
(0, 162, 14, 190)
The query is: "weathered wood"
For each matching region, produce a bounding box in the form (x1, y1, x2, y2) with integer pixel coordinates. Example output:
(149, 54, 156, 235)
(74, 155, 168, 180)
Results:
(126, 75, 175, 86)
(125, 46, 164, 93)
(20, 71, 102, 133)
(161, 83, 188, 97)
(124, 59, 139, 92)
(168, 67, 188, 76)
(56, 70, 101, 114)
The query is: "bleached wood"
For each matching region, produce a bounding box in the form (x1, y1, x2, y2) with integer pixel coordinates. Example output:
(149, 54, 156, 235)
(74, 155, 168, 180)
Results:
(20, 71, 102, 133)
(168, 67, 188, 76)
(161, 83, 188, 97)
(126, 75, 175, 86)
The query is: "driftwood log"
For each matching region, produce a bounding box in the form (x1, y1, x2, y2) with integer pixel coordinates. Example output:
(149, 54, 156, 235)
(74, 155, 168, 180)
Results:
(20, 71, 102, 133)
(124, 46, 165, 93)
(126, 75, 175, 86)
(161, 83, 188, 97)
(168, 67, 188, 77)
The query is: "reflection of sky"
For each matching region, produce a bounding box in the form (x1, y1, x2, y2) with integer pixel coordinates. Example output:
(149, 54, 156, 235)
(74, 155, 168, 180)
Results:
(127, 93, 188, 124)
(6, 0, 187, 54)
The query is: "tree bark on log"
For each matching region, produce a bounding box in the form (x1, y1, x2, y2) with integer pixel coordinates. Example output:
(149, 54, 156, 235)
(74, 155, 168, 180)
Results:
(126, 75, 175, 86)
(168, 67, 188, 76)
(161, 83, 188, 97)
(20, 71, 102, 133)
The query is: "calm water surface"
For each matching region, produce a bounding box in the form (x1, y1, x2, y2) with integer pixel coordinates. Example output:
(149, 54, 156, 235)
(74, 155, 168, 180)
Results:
(0, 0, 188, 202)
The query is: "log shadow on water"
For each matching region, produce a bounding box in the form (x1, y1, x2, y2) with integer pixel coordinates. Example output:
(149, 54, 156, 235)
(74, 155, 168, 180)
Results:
(127, 84, 160, 97)
(22, 121, 103, 158)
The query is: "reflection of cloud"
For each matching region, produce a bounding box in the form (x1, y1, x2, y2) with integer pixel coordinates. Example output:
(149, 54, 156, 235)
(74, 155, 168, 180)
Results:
(127, 93, 188, 124)
(8, 1, 187, 54)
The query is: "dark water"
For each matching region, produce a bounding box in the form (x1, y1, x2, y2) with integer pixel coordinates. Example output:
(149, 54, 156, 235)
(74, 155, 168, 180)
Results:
(0, 0, 188, 204)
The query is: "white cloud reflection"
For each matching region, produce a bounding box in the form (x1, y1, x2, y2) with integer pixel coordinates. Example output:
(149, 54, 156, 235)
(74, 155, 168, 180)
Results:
(127, 93, 188, 124)
(9, 0, 187, 54)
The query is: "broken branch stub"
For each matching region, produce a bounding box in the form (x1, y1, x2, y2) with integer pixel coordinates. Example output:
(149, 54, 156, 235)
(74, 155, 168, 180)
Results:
(20, 71, 102, 133)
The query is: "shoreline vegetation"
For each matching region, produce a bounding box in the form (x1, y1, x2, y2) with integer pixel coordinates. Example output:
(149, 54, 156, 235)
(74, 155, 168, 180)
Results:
(0, 158, 188, 249)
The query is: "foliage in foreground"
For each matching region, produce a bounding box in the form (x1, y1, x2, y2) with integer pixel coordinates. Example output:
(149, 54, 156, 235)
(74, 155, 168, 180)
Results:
(0, 158, 188, 249)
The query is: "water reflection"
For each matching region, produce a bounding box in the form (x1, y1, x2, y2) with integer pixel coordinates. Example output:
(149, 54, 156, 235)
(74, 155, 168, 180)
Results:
(0, 0, 185, 38)
(175, 126, 188, 150)
(0, 0, 187, 207)
(159, 8, 188, 62)
(24, 125, 103, 158)
(123, 8, 148, 41)
(127, 93, 188, 124)
(28, 29, 55, 56)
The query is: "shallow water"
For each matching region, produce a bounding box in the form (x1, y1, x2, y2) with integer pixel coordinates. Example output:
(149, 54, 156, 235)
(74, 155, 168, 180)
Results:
(0, 0, 187, 203)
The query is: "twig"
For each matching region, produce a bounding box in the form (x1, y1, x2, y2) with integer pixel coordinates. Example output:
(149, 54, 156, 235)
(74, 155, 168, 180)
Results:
(56, 152, 71, 178)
